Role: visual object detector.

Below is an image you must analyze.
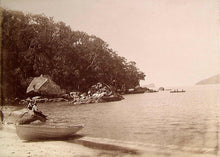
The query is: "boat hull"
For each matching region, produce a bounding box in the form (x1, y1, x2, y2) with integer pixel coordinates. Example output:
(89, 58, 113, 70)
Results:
(16, 125, 83, 140)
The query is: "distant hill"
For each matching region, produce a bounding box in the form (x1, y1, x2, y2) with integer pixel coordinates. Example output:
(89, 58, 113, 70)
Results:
(196, 74, 220, 85)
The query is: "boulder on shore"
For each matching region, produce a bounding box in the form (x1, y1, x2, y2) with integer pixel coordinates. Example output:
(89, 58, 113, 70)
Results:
(158, 87, 165, 91)
(71, 82, 124, 105)
(2, 108, 47, 125)
(26, 75, 65, 97)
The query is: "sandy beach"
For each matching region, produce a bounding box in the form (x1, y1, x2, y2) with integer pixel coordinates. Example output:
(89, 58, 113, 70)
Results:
(0, 126, 130, 157)
(1, 125, 219, 157)
(0, 129, 95, 157)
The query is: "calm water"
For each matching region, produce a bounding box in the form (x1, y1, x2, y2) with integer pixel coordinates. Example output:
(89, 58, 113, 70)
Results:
(40, 85, 220, 154)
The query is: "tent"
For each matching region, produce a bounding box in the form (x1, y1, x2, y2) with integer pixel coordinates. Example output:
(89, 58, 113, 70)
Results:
(26, 75, 64, 96)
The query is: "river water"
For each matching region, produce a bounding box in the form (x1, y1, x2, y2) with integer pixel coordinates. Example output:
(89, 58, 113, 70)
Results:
(39, 84, 220, 155)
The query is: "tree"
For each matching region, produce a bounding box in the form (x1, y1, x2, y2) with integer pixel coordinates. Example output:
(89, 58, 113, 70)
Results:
(1, 8, 146, 101)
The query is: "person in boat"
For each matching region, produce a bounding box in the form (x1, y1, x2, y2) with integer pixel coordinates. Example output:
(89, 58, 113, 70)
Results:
(27, 99, 47, 120)
(27, 99, 34, 110)
(27, 99, 38, 112)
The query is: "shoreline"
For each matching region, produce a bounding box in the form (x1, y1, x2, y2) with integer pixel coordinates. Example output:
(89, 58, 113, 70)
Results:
(0, 124, 218, 157)
(1, 87, 220, 157)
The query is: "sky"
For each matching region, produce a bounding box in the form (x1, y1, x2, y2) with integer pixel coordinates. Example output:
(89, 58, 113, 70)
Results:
(1, 0, 220, 87)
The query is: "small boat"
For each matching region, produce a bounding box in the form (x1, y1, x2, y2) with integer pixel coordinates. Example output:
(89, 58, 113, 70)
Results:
(16, 124, 83, 140)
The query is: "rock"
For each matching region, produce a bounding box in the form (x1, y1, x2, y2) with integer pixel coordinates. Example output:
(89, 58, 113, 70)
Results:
(71, 82, 124, 104)
(3, 108, 47, 125)
(3, 108, 28, 124)
(100, 94, 124, 102)
(27, 75, 65, 96)
(17, 110, 47, 125)
(158, 87, 165, 91)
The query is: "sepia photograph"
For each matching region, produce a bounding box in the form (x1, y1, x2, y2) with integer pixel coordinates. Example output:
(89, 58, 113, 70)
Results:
(0, 0, 220, 156)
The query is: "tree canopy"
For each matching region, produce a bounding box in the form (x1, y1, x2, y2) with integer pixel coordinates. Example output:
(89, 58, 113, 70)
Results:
(1, 8, 146, 100)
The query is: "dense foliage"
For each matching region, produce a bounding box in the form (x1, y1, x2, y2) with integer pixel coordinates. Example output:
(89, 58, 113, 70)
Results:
(1, 8, 145, 99)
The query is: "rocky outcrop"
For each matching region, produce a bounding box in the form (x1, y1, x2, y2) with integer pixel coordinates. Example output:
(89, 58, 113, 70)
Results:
(27, 75, 66, 96)
(17, 110, 47, 125)
(71, 83, 124, 105)
(2, 108, 47, 125)
(158, 87, 165, 91)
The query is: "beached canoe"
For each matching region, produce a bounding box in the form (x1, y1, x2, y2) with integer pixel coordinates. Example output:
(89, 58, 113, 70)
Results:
(16, 124, 83, 140)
